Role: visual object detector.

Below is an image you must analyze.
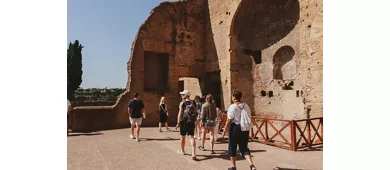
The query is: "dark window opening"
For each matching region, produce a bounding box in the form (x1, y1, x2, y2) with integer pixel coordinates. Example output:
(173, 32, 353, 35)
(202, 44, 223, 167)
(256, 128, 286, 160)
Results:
(178, 80, 184, 92)
(261, 90, 266, 96)
(296, 90, 300, 97)
(144, 52, 169, 92)
(252, 50, 262, 64)
(268, 91, 273, 97)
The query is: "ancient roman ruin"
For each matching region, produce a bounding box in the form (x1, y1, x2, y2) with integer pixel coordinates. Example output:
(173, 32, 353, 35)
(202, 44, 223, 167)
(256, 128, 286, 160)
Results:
(71, 0, 323, 131)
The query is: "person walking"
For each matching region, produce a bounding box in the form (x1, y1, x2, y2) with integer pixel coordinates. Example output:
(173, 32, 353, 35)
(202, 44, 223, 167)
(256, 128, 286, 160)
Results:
(215, 106, 223, 141)
(158, 96, 169, 132)
(198, 94, 217, 154)
(222, 90, 257, 170)
(175, 90, 198, 160)
(194, 95, 202, 140)
(67, 99, 72, 136)
(128, 93, 146, 142)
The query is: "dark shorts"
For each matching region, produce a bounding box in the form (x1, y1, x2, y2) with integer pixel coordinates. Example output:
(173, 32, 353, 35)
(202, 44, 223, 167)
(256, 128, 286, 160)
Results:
(228, 123, 251, 157)
(180, 121, 195, 136)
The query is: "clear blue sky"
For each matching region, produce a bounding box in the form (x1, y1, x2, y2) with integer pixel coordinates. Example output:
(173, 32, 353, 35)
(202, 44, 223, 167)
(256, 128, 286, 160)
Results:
(68, 0, 174, 88)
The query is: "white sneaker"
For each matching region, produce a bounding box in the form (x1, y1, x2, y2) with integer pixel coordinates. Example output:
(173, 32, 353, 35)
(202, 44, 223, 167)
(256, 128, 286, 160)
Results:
(177, 150, 185, 155)
(130, 135, 135, 139)
(136, 138, 140, 142)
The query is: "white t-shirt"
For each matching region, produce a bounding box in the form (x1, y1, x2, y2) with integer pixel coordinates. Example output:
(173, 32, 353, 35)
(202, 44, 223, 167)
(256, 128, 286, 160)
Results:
(227, 102, 251, 125)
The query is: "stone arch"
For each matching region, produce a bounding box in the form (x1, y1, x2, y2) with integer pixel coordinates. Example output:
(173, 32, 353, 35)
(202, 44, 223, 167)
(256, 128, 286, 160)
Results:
(273, 45, 295, 80)
(229, 0, 300, 114)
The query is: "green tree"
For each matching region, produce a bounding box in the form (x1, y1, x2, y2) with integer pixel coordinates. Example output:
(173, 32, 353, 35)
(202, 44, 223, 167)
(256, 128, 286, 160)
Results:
(67, 40, 84, 100)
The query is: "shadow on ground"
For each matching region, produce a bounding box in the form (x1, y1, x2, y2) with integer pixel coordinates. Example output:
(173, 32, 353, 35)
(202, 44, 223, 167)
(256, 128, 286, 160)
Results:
(273, 168, 303, 170)
(143, 137, 180, 141)
(195, 149, 266, 161)
(67, 132, 103, 137)
(297, 145, 323, 152)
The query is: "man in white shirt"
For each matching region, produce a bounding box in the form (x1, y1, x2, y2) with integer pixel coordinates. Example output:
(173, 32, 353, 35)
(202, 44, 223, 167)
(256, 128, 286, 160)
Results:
(222, 90, 256, 170)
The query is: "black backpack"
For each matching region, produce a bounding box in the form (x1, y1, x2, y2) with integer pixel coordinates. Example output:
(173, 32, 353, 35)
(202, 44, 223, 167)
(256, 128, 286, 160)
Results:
(182, 100, 198, 123)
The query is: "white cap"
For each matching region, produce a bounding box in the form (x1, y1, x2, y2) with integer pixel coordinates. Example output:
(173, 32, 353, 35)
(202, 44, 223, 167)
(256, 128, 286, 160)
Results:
(179, 90, 190, 95)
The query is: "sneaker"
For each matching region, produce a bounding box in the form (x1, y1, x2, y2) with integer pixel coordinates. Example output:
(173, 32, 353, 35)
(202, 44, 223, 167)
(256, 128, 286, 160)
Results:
(136, 138, 140, 142)
(177, 150, 185, 155)
(130, 135, 135, 139)
(211, 150, 216, 154)
(250, 165, 256, 170)
(198, 146, 205, 151)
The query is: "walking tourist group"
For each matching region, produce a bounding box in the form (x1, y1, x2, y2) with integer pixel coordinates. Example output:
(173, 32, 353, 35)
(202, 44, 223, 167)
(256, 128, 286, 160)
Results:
(127, 89, 257, 170)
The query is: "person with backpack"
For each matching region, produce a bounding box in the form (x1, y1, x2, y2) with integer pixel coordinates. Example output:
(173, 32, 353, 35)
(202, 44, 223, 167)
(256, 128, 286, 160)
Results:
(175, 90, 198, 160)
(222, 90, 257, 170)
(198, 94, 217, 154)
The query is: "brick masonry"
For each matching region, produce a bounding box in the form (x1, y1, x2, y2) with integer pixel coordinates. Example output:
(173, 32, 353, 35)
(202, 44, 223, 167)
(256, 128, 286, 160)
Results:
(71, 0, 322, 130)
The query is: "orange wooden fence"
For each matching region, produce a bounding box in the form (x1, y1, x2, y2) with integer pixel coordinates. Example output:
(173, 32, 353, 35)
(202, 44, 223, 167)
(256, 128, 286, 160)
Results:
(218, 114, 323, 151)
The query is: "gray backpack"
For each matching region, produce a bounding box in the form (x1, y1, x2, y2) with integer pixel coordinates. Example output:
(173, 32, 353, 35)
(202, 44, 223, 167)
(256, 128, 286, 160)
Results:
(182, 100, 198, 123)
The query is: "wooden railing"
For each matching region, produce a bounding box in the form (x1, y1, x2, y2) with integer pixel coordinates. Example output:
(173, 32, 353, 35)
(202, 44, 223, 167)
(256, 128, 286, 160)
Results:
(218, 114, 323, 151)
(251, 116, 294, 150)
(294, 117, 323, 151)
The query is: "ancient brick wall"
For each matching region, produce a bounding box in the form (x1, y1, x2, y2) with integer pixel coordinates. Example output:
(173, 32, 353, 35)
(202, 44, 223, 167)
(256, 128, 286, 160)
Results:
(72, 0, 323, 131)
(226, 0, 323, 119)
(119, 0, 207, 127)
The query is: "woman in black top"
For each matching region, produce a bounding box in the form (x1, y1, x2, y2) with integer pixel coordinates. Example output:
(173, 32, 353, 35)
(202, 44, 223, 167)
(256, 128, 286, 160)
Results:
(159, 96, 169, 132)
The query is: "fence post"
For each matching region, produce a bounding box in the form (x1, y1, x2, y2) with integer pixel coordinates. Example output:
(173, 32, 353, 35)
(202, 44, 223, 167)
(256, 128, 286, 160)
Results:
(320, 118, 323, 141)
(265, 119, 269, 142)
(307, 119, 312, 148)
(290, 120, 297, 151)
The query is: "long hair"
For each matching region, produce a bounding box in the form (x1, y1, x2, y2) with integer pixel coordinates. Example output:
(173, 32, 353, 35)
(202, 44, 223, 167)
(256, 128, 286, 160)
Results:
(159, 96, 165, 105)
(206, 94, 214, 104)
(194, 95, 200, 102)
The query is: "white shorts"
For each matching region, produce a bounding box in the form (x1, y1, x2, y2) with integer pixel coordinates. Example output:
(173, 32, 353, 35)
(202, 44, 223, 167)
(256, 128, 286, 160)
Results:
(130, 117, 142, 126)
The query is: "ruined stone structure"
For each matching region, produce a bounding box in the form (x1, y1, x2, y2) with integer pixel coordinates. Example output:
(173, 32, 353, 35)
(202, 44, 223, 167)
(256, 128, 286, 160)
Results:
(71, 0, 322, 131)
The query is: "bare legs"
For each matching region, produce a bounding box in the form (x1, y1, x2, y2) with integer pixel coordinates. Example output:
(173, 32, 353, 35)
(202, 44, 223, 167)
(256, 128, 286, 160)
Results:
(245, 155, 254, 166)
(180, 135, 196, 157)
(180, 136, 186, 153)
(195, 121, 201, 140)
(136, 124, 140, 140)
(230, 155, 254, 169)
(130, 124, 135, 138)
(189, 135, 196, 157)
(165, 122, 169, 130)
(230, 157, 237, 168)
(159, 122, 170, 132)
(201, 126, 215, 152)
(209, 127, 215, 151)
(130, 123, 140, 141)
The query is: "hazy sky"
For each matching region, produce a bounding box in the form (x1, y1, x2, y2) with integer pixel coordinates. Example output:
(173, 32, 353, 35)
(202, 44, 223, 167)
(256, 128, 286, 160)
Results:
(67, 0, 174, 88)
